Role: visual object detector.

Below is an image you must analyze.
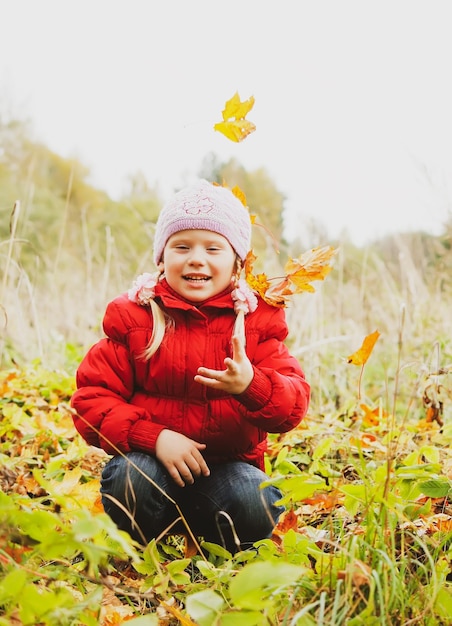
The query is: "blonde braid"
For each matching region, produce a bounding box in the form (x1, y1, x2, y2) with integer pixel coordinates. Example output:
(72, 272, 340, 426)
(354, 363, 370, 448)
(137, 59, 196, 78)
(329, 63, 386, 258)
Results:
(234, 257, 243, 287)
(232, 256, 246, 345)
(141, 269, 171, 360)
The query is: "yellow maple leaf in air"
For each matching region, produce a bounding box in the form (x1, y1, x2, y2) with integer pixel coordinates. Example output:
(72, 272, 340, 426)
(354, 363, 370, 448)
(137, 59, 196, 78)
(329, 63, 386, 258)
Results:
(347, 331, 381, 366)
(214, 92, 256, 142)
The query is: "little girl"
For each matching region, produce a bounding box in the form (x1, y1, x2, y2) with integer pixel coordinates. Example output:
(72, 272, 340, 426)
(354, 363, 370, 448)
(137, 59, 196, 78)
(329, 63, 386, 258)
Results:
(71, 179, 310, 553)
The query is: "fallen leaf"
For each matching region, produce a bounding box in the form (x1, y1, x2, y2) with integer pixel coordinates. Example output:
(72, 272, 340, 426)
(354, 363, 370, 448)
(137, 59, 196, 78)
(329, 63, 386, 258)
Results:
(337, 559, 372, 587)
(302, 491, 342, 512)
(272, 509, 300, 536)
(160, 600, 199, 625)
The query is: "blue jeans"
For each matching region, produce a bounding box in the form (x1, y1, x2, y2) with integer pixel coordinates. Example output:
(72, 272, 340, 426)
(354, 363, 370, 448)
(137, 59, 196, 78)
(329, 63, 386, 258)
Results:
(100, 452, 284, 553)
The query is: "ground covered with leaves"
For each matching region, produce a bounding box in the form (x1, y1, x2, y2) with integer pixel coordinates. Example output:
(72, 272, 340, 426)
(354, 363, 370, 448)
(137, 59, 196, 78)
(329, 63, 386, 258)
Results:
(2, 365, 452, 625)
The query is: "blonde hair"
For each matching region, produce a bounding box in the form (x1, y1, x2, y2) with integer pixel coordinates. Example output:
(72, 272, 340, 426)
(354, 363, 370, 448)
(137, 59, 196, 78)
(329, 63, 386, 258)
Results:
(141, 257, 243, 360)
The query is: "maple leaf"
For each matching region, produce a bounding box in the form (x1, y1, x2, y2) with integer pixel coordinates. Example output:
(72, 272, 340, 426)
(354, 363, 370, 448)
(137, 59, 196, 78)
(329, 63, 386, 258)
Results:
(272, 508, 300, 537)
(244, 246, 337, 307)
(214, 92, 256, 142)
(347, 330, 381, 366)
(285, 246, 337, 293)
(231, 184, 247, 207)
(359, 403, 380, 427)
(244, 252, 274, 303)
(302, 491, 342, 512)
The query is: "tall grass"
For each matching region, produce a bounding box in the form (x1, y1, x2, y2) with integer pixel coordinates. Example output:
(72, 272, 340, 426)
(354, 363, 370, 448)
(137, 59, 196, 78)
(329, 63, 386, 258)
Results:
(0, 195, 452, 404)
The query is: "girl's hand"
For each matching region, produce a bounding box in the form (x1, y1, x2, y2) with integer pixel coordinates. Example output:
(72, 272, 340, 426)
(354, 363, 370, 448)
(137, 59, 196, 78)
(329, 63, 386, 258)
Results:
(194, 335, 254, 395)
(155, 429, 210, 487)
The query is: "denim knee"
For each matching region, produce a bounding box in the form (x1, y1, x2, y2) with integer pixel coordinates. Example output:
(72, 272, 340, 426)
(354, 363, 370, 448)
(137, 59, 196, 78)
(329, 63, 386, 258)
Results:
(100, 452, 179, 544)
(191, 462, 285, 550)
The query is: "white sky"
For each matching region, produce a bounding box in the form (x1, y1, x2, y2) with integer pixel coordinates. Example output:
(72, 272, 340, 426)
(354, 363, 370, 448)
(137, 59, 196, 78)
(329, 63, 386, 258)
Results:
(2, 0, 452, 244)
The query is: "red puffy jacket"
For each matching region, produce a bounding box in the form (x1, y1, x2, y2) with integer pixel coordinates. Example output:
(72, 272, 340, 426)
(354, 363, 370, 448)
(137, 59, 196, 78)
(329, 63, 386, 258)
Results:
(71, 279, 310, 470)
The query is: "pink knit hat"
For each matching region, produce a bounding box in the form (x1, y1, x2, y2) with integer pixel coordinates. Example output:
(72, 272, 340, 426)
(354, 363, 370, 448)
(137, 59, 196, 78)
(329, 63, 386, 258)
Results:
(153, 179, 252, 265)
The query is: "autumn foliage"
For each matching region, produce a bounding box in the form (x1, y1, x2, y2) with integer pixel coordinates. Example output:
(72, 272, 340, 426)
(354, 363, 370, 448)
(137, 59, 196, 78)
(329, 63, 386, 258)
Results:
(2, 93, 452, 625)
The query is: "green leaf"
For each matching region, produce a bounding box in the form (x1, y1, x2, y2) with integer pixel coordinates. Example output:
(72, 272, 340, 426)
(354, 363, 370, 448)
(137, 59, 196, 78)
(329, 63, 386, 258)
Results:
(220, 610, 265, 625)
(339, 484, 368, 516)
(419, 478, 451, 498)
(0, 569, 27, 603)
(202, 541, 233, 559)
(166, 558, 191, 584)
(186, 589, 225, 625)
(434, 587, 452, 620)
(312, 436, 334, 460)
(16, 508, 61, 543)
(229, 561, 306, 610)
(276, 475, 327, 505)
(418, 445, 441, 464)
(166, 557, 191, 574)
(194, 559, 220, 580)
(404, 499, 432, 520)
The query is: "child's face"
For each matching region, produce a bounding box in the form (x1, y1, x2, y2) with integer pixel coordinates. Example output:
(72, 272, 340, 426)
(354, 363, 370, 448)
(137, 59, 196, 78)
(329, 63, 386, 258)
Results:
(161, 229, 237, 302)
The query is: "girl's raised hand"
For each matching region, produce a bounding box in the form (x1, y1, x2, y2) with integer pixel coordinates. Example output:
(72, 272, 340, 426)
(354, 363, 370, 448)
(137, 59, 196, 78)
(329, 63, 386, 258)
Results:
(194, 335, 254, 395)
(155, 429, 210, 487)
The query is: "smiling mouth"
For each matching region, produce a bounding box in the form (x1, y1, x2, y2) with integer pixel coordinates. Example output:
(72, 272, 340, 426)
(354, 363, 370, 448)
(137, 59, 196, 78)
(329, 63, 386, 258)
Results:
(183, 275, 211, 282)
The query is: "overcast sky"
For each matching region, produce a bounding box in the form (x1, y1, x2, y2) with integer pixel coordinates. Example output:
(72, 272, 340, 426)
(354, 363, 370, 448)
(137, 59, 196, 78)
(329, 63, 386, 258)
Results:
(2, 0, 452, 244)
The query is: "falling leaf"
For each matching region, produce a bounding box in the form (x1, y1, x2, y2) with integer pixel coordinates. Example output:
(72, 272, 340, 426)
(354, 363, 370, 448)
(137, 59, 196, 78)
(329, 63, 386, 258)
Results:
(347, 330, 381, 366)
(214, 92, 256, 142)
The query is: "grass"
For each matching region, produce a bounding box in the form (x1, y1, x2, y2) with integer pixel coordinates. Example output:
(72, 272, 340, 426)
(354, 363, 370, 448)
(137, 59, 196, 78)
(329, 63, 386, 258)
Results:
(2, 197, 452, 624)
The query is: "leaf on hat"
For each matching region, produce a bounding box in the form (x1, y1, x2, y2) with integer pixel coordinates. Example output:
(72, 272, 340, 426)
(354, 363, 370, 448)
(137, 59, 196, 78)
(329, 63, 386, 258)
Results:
(231, 184, 247, 207)
(214, 92, 256, 142)
(347, 330, 381, 366)
(230, 184, 259, 225)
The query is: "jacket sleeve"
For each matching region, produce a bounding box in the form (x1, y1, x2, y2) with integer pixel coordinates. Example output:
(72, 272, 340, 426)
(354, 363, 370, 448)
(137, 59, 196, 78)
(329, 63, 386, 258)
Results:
(71, 296, 166, 455)
(234, 304, 310, 433)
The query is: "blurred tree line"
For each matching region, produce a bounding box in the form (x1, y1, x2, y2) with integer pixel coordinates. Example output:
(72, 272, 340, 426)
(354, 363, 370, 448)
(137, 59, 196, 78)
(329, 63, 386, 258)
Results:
(0, 118, 290, 287)
(1, 116, 451, 368)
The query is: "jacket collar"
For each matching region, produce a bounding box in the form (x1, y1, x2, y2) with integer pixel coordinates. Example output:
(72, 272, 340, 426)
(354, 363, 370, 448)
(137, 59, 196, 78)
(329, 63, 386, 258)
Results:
(154, 278, 235, 312)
